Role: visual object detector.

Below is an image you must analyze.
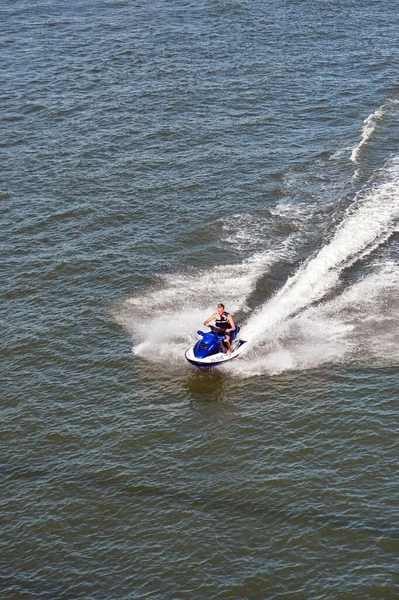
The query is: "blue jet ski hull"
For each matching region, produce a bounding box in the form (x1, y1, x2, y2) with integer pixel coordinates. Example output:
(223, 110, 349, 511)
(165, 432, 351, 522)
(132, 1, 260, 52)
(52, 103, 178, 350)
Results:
(185, 328, 247, 367)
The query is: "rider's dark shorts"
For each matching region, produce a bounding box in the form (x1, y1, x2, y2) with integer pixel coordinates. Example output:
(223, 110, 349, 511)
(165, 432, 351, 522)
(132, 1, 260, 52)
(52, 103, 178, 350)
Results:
(210, 326, 230, 336)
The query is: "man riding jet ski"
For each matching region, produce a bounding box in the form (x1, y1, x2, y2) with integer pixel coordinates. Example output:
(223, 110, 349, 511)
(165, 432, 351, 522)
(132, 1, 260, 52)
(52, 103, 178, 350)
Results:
(204, 303, 235, 354)
(185, 303, 247, 367)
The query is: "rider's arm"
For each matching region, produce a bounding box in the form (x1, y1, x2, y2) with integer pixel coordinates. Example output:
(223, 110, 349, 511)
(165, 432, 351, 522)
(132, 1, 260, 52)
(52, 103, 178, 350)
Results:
(204, 313, 216, 326)
(226, 314, 235, 333)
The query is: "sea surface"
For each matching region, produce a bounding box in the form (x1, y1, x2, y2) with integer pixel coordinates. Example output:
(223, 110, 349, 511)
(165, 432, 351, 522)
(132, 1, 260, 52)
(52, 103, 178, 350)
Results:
(2, 1, 399, 598)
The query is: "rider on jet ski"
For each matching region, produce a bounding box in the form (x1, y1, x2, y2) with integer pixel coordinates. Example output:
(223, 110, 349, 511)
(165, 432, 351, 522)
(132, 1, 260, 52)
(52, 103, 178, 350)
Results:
(204, 303, 236, 354)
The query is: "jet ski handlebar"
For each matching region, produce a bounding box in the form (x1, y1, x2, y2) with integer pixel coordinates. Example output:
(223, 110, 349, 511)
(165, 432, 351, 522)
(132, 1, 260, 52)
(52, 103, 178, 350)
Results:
(197, 330, 226, 340)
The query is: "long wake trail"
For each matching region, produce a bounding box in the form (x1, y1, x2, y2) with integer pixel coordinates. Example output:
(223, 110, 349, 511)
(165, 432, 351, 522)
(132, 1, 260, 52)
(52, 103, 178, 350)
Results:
(241, 156, 399, 344)
(114, 149, 399, 373)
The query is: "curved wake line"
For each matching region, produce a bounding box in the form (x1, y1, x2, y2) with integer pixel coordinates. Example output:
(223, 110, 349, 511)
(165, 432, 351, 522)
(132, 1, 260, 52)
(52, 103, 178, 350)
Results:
(350, 99, 399, 164)
(112, 238, 297, 363)
(241, 156, 399, 343)
(114, 155, 399, 375)
(231, 261, 399, 378)
(350, 106, 385, 163)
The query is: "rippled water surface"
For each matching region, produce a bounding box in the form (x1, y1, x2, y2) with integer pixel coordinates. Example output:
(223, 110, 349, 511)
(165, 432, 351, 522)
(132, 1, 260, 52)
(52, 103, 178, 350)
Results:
(2, 1, 399, 598)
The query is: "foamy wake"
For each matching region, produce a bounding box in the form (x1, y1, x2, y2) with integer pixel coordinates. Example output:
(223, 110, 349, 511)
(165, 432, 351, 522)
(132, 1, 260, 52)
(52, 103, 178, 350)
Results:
(115, 156, 399, 375)
(241, 156, 399, 342)
(230, 261, 399, 377)
(232, 157, 399, 375)
(113, 239, 295, 363)
(350, 99, 399, 163)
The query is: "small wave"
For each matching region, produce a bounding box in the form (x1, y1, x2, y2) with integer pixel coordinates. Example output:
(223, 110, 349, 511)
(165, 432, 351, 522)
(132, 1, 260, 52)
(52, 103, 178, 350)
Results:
(1, 114, 25, 123)
(350, 99, 399, 163)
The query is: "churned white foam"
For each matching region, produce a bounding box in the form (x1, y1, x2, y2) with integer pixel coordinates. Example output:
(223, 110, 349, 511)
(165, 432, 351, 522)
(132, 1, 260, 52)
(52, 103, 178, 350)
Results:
(321, 261, 399, 364)
(270, 199, 315, 224)
(113, 242, 294, 363)
(221, 204, 316, 253)
(229, 317, 353, 377)
(221, 213, 271, 252)
(230, 261, 399, 377)
(115, 155, 399, 374)
(241, 156, 399, 343)
(331, 146, 353, 161)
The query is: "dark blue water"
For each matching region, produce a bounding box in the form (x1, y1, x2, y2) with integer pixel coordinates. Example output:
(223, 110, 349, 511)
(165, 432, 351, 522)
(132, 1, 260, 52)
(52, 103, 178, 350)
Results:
(2, 1, 399, 598)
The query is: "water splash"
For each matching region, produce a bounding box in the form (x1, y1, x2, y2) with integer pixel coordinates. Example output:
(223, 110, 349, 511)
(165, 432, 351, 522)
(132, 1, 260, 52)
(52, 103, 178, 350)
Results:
(115, 156, 399, 374)
(113, 237, 296, 363)
(241, 156, 399, 343)
(231, 261, 399, 377)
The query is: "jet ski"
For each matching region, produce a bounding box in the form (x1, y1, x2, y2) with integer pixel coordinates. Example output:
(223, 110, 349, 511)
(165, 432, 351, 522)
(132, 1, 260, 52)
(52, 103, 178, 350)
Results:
(185, 325, 247, 367)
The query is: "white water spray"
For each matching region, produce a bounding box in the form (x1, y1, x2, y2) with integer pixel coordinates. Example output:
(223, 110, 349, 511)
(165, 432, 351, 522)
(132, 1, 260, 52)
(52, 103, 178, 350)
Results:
(113, 233, 296, 363)
(115, 155, 399, 374)
(231, 259, 399, 377)
(241, 156, 399, 343)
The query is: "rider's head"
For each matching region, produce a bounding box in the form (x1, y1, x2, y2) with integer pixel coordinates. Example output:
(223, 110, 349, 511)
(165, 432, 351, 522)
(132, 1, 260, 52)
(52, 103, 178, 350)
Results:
(217, 303, 225, 315)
